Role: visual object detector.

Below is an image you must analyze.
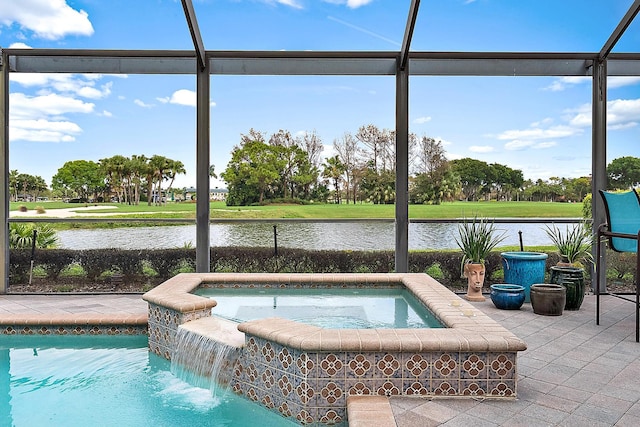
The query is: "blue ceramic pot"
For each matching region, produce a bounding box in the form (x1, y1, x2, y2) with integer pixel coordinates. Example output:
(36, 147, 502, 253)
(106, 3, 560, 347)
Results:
(490, 284, 526, 310)
(501, 252, 548, 303)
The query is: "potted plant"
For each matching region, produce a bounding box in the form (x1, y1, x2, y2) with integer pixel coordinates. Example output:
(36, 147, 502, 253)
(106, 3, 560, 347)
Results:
(544, 222, 593, 266)
(543, 221, 593, 310)
(454, 216, 507, 302)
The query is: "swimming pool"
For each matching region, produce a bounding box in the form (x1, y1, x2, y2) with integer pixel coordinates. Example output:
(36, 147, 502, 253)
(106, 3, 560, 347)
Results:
(0, 335, 295, 427)
(194, 287, 444, 329)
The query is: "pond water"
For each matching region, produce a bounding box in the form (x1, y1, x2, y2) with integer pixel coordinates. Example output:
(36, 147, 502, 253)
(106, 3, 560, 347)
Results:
(56, 221, 559, 251)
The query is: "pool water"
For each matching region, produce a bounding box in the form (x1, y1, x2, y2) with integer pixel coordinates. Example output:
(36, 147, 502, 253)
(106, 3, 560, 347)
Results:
(195, 288, 444, 329)
(0, 335, 295, 427)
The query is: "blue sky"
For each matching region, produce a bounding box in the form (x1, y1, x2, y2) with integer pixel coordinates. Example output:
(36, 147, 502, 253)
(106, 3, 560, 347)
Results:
(1, 0, 640, 190)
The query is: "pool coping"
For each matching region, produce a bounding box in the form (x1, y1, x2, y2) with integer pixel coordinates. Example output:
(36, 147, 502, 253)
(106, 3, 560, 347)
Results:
(143, 272, 527, 353)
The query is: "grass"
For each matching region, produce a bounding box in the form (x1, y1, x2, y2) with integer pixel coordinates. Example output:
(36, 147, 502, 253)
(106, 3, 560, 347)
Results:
(11, 200, 584, 220)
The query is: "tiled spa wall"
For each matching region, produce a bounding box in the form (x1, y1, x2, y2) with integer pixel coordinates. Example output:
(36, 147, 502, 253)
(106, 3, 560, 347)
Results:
(147, 303, 212, 360)
(231, 335, 518, 426)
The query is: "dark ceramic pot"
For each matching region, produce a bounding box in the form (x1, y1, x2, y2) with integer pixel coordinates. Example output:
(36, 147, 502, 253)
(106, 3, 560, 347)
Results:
(530, 283, 566, 316)
(490, 284, 526, 310)
(550, 266, 585, 311)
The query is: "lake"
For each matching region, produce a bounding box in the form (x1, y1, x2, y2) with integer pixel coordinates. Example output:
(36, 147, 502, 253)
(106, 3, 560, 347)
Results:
(55, 221, 564, 251)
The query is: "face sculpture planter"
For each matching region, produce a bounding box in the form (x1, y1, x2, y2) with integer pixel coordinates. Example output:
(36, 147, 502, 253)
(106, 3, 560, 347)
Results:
(463, 262, 487, 301)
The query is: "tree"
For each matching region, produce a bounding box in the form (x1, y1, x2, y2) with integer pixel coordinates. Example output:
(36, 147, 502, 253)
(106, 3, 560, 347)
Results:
(360, 164, 395, 204)
(568, 176, 591, 201)
(334, 132, 361, 204)
(322, 155, 345, 204)
(450, 158, 491, 201)
(165, 159, 186, 201)
(416, 136, 447, 177)
(356, 124, 384, 172)
(9, 169, 19, 201)
(607, 156, 640, 189)
(489, 163, 523, 201)
(222, 139, 280, 205)
(51, 160, 104, 201)
(100, 155, 130, 203)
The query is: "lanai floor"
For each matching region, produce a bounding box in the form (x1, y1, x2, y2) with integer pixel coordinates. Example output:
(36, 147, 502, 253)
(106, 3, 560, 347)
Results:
(0, 292, 638, 426)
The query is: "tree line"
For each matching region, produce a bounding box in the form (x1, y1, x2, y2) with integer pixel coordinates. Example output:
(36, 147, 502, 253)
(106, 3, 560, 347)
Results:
(221, 125, 640, 206)
(10, 154, 186, 205)
(9, 124, 640, 205)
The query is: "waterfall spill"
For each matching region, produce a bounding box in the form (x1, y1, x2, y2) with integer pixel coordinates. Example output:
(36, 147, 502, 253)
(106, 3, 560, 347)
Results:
(170, 318, 244, 396)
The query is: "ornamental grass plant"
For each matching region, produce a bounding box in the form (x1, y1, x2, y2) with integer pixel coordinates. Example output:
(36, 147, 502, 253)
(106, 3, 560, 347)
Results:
(454, 216, 507, 272)
(544, 222, 594, 266)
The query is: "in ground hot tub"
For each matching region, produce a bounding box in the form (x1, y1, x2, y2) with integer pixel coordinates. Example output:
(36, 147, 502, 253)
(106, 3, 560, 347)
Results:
(143, 273, 527, 426)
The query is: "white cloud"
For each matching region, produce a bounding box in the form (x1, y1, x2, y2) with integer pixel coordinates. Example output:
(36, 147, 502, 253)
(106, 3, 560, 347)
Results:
(496, 125, 578, 141)
(0, 0, 94, 40)
(158, 89, 216, 107)
(10, 72, 112, 99)
(504, 140, 533, 151)
(565, 98, 640, 129)
(545, 76, 640, 92)
(608, 76, 640, 89)
(413, 116, 432, 124)
(534, 141, 557, 149)
(134, 99, 154, 108)
(504, 140, 557, 151)
(9, 92, 94, 142)
(323, 0, 374, 8)
(259, 0, 304, 8)
(170, 90, 197, 107)
(544, 76, 589, 92)
(10, 118, 82, 142)
(277, 0, 304, 9)
(10, 92, 94, 119)
(469, 145, 494, 153)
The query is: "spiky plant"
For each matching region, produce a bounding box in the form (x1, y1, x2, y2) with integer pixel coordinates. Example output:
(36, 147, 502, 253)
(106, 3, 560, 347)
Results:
(544, 222, 593, 265)
(454, 216, 507, 272)
(9, 223, 59, 249)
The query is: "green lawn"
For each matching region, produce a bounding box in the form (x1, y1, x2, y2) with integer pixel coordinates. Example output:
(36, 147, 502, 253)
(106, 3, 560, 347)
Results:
(11, 200, 585, 219)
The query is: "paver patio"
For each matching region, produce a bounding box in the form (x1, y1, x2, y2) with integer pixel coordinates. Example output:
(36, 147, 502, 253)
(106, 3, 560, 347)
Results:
(0, 292, 638, 426)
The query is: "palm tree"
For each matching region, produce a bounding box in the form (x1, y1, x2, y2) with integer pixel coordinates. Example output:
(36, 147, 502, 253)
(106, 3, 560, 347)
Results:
(9, 169, 19, 201)
(322, 155, 345, 204)
(165, 159, 186, 202)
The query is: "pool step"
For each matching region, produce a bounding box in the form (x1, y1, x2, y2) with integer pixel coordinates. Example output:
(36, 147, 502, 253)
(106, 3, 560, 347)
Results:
(347, 396, 397, 427)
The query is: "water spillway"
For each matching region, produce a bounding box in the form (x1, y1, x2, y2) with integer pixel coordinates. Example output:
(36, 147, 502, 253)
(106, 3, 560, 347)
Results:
(171, 317, 245, 394)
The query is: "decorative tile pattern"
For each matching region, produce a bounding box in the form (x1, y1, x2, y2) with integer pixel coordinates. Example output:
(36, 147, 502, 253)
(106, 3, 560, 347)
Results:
(145, 273, 525, 426)
(1, 325, 146, 335)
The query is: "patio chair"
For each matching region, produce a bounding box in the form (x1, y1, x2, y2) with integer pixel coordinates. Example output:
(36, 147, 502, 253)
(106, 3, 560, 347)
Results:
(595, 188, 640, 342)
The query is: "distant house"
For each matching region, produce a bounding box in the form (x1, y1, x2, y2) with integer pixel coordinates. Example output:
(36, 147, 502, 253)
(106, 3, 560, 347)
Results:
(211, 188, 228, 201)
(178, 187, 228, 201)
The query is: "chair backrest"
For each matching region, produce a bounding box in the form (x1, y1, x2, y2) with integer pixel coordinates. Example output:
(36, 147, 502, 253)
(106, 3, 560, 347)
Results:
(599, 189, 640, 253)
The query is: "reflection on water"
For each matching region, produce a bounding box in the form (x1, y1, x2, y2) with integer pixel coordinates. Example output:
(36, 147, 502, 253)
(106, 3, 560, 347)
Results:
(56, 222, 554, 250)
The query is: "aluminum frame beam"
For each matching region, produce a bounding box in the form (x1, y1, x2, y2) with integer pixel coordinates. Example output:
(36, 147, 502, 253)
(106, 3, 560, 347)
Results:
(10, 49, 640, 77)
(395, 63, 409, 272)
(592, 60, 608, 293)
(0, 50, 8, 293)
(181, 0, 207, 71)
(195, 61, 210, 272)
(599, 0, 640, 61)
(399, 0, 420, 71)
